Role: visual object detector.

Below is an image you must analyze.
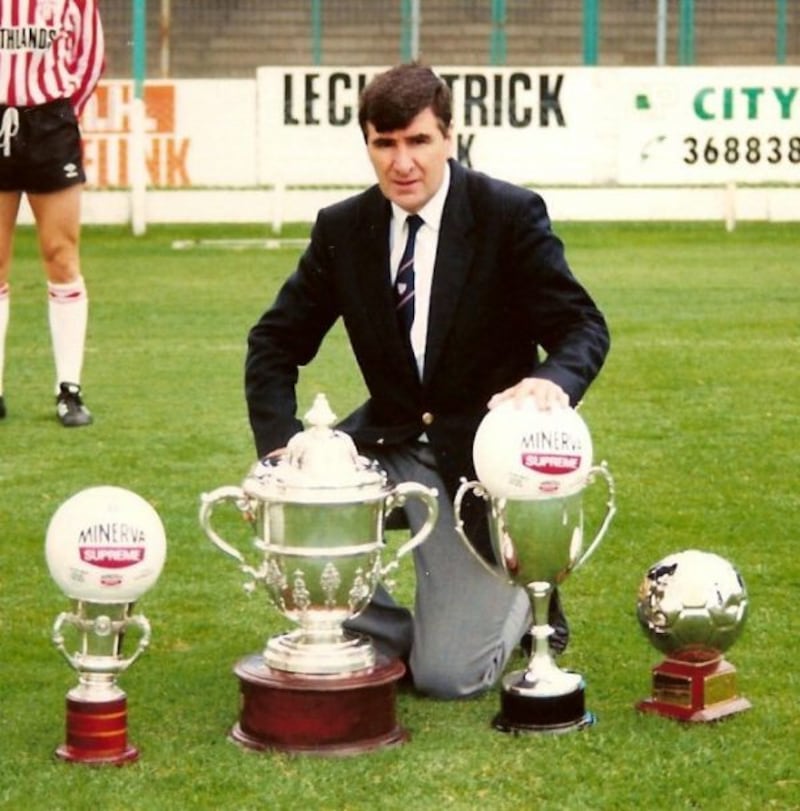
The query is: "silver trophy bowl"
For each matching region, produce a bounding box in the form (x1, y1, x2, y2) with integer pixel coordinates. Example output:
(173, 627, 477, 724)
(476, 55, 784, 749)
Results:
(456, 467, 615, 711)
(199, 393, 438, 675)
(52, 601, 152, 702)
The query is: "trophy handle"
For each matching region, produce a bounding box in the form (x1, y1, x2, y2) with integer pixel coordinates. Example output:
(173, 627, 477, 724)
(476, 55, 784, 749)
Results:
(381, 482, 439, 576)
(199, 485, 262, 576)
(453, 478, 503, 580)
(114, 613, 152, 672)
(52, 609, 152, 674)
(572, 461, 617, 572)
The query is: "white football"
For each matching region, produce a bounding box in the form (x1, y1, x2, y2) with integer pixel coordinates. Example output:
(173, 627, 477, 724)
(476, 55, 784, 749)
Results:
(473, 398, 593, 499)
(45, 486, 167, 603)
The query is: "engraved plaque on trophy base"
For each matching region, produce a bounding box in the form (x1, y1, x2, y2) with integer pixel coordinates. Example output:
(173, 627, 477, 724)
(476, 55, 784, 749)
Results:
(55, 691, 139, 765)
(636, 657, 751, 723)
(230, 653, 408, 756)
(493, 675, 595, 734)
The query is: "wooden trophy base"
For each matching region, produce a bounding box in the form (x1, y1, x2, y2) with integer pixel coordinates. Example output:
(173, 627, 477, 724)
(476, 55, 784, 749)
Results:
(636, 657, 751, 722)
(55, 693, 139, 765)
(230, 653, 408, 756)
(493, 680, 595, 734)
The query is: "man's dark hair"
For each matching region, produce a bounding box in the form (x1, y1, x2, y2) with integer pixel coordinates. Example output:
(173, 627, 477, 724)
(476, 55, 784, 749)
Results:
(358, 62, 452, 141)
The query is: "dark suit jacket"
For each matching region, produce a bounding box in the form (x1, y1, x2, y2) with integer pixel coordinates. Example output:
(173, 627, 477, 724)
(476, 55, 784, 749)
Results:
(245, 159, 610, 509)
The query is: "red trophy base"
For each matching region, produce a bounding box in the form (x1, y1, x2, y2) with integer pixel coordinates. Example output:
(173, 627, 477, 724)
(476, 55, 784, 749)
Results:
(230, 653, 408, 756)
(636, 657, 751, 723)
(55, 692, 139, 765)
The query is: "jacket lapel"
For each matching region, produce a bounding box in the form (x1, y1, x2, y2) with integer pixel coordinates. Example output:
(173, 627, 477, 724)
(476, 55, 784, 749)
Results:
(423, 162, 476, 386)
(353, 191, 422, 386)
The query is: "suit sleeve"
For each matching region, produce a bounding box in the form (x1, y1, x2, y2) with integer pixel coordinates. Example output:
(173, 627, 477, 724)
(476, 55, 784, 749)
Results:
(510, 192, 610, 404)
(245, 217, 341, 456)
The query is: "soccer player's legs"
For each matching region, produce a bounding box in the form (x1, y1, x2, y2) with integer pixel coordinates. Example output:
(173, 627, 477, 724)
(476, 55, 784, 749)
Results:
(0, 191, 21, 417)
(26, 107, 92, 425)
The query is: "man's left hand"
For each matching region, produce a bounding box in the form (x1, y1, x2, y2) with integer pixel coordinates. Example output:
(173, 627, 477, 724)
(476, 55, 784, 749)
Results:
(487, 377, 569, 411)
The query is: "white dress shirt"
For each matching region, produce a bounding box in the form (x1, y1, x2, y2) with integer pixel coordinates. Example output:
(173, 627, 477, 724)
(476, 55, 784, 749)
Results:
(389, 162, 451, 379)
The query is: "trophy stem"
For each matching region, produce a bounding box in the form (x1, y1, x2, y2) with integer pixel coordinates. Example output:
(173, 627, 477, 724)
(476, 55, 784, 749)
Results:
(519, 583, 573, 686)
(264, 628, 376, 674)
(528, 583, 555, 666)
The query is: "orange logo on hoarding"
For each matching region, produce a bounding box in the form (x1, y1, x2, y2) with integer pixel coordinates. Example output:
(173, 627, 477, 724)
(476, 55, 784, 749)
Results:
(80, 82, 190, 187)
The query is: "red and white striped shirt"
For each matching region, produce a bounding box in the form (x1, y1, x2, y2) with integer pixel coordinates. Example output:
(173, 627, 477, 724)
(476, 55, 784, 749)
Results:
(0, 0, 104, 116)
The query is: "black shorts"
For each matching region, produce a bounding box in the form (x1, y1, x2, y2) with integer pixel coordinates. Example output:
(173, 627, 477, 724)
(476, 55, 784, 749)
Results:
(0, 98, 85, 193)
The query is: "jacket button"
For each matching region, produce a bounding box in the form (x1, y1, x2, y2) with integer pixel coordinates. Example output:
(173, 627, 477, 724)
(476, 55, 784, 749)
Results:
(421, 412, 434, 426)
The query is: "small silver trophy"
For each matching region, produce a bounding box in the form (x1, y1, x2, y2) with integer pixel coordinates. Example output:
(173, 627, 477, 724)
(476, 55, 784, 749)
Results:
(455, 399, 616, 733)
(199, 392, 438, 754)
(45, 486, 167, 764)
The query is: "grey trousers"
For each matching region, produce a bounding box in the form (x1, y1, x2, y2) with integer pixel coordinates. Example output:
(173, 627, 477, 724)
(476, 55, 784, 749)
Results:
(344, 441, 530, 699)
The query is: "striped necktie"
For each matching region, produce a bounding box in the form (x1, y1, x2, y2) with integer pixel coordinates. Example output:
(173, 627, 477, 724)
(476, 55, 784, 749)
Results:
(394, 214, 424, 339)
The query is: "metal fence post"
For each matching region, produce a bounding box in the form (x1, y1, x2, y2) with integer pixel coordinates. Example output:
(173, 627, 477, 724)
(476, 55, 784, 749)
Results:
(401, 0, 421, 61)
(583, 0, 599, 65)
(131, 0, 147, 235)
(159, 0, 171, 77)
(678, 0, 695, 65)
(656, 0, 668, 65)
(133, 0, 146, 98)
(311, 0, 322, 65)
(490, 0, 507, 65)
(776, 0, 787, 64)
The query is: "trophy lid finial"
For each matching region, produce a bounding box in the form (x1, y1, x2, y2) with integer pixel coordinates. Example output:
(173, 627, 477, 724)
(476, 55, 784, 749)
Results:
(285, 393, 360, 481)
(245, 394, 387, 500)
(304, 393, 337, 431)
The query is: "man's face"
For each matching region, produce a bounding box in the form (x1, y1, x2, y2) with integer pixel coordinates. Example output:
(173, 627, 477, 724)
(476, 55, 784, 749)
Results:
(365, 107, 452, 214)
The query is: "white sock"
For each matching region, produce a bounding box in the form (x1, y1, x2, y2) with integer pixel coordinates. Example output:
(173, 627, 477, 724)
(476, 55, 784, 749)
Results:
(48, 276, 89, 395)
(0, 281, 9, 397)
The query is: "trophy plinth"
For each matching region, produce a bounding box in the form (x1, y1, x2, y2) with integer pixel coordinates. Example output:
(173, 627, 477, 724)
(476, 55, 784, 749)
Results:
(200, 394, 438, 756)
(636, 550, 750, 724)
(494, 681, 593, 734)
(636, 656, 751, 723)
(230, 653, 408, 755)
(56, 684, 139, 765)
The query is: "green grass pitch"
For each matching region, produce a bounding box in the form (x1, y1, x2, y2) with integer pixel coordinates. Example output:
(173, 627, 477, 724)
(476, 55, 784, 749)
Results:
(0, 220, 797, 810)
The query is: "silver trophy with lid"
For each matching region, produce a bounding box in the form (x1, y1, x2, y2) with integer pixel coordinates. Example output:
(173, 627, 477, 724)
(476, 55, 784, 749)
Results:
(199, 393, 438, 754)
